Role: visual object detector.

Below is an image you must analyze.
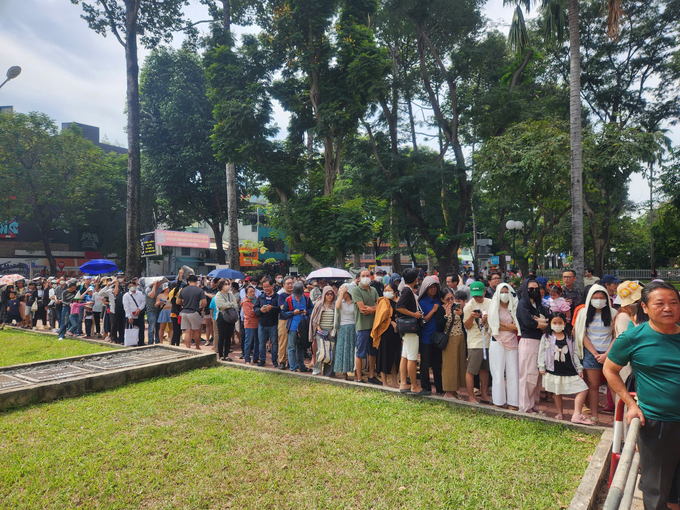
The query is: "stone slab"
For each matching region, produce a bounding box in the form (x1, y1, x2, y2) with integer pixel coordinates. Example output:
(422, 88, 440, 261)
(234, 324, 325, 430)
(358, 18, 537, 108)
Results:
(0, 374, 29, 390)
(0, 346, 217, 410)
(13, 365, 92, 384)
(82, 356, 152, 371)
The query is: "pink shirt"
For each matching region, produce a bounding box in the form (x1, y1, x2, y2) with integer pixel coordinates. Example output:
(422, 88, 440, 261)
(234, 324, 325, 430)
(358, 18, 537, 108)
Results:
(495, 306, 519, 350)
(242, 299, 259, 329)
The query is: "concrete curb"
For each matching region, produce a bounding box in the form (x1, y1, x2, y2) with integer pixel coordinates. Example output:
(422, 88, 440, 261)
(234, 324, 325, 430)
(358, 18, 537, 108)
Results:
(218, 360, 605, 436)
(0, 346, 217, 411)
(569, 429, 613, 510)
(3, 325, 124, 349)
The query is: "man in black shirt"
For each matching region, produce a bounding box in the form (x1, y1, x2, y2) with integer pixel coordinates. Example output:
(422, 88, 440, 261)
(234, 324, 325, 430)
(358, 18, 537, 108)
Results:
(396, 268, 426, 395)
(177, 275, 207, 350)
(370, 270, 384, 297)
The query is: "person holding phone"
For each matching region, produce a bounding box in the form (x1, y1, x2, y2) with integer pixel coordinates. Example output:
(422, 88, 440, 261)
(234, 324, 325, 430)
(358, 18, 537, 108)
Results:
(463, 281, 492, 404)
(440, 288, 466, 399)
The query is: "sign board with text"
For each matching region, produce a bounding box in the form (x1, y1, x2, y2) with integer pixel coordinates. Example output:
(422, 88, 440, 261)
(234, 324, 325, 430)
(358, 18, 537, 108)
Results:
(140, 232, 161, 257)
(154, 230, 210, 249)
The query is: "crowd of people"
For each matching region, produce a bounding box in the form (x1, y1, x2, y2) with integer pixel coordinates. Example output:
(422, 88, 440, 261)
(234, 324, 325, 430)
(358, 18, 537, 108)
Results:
(1, 264, 678, 509)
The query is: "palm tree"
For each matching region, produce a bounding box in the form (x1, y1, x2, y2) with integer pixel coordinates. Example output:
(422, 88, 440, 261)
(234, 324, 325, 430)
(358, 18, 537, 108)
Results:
(504, 0, 623, 291)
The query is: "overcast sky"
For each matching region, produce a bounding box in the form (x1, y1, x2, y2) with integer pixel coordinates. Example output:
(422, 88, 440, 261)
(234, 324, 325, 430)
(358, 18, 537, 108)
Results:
(1, 0, 670, 204)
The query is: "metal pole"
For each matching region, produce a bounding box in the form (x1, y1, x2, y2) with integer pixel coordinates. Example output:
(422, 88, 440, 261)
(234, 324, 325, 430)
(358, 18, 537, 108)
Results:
(619, 452, 641, 510)
(512, 229, 516, 271)
(603, 418, 641, 510)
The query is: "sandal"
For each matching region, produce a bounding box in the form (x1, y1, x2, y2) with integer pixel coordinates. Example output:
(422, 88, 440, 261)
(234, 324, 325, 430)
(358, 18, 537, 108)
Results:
(555, 414, 564, 420)
(589, 416, 601, 425)
(571, 414, 593, 425)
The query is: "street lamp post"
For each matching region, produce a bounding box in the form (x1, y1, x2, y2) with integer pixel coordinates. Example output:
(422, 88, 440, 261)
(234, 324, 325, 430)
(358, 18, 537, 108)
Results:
(505, 220, 524, 271)
(610, 247, 617, 273)
(0, 66, 21, 90)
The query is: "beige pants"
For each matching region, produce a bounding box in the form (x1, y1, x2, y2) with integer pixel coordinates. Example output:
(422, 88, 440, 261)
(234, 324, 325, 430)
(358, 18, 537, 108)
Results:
(278, 319, 288, 365)
(518, 337, 542, 412)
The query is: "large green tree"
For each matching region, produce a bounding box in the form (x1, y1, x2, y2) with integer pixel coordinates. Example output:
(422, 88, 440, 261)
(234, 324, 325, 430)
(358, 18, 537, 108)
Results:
(140, 45, 231, 264)
(69, 0, 188, 277)
(0, 112, 126, 274)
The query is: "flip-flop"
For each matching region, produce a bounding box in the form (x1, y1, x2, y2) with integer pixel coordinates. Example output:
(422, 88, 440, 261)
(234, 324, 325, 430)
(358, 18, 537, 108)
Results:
(571, 415, 593, 425)
(480, 400, 491, 405)
(399, 388, 411, 393)
(555, 414, 564, 420)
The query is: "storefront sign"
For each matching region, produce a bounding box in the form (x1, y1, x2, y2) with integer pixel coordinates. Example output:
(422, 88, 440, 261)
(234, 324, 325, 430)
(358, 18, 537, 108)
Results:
(154, 230, 210, 249)
(239, 247, 259, 267)
(0, 220, 18, 239)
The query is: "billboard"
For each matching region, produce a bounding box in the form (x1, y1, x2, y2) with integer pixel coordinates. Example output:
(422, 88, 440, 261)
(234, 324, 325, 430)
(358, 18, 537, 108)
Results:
(154, 230, 210, 249)
(140, 232, 160, 257)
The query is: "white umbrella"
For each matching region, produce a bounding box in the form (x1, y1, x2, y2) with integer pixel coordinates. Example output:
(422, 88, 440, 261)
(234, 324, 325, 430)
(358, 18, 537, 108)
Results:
(307, 267, 352, 280)
(0, 274, 25, 286)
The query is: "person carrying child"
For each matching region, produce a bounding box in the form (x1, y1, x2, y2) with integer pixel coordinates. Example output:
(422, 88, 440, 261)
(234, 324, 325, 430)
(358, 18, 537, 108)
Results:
(538, 312, 590, 424)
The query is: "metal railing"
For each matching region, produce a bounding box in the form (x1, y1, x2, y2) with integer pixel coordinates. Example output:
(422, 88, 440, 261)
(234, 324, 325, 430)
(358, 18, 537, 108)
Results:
(603, 394, 641, 510)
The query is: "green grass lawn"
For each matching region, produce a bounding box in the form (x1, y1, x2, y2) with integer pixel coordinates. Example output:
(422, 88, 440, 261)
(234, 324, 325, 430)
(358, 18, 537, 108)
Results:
(0, 329, 117, 367)
(0, 367, 598, 509)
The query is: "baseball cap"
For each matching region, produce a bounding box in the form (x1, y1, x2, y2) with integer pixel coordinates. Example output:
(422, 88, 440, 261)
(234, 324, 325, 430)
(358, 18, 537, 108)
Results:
(470, 281, 485, 297)
(601, 274, 621, 284)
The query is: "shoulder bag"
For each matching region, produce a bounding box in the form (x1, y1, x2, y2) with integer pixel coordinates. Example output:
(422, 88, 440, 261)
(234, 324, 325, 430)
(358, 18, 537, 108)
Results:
(316, 330, 333, 364)
(396, 287, 422, 334)
(431, 314, 456, 350)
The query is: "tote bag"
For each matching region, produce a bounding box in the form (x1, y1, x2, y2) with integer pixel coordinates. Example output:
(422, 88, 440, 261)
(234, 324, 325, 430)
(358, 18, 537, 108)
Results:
(124, 323, 139, 347)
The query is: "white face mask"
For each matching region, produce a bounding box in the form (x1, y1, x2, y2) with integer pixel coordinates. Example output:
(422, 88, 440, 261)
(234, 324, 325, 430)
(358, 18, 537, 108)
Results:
(499, 293, 510, 303)
(276, 278, 283, 284)
(118, 278, 124, 283)
(552, 325, 565, 333)
(590, 299, 607, 309)
(360, 277, 371, 286)
(128, 287, 135, 293)
(384, 291, 394, 300)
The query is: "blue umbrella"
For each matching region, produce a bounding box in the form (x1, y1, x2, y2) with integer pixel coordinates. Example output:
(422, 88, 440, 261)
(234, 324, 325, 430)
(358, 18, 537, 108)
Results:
(207, 268, 246, 280)
(79, 259, 118, 275)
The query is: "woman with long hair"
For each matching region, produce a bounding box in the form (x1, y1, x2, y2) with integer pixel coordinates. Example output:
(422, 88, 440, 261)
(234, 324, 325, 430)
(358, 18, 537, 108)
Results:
(574, 284, 617, 424)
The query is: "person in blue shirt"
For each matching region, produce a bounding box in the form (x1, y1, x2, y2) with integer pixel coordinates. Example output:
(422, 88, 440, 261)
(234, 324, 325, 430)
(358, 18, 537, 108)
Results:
(280, 282, 313, 372)
(4, 292, 22, 325)
(417, 276, 443, 395)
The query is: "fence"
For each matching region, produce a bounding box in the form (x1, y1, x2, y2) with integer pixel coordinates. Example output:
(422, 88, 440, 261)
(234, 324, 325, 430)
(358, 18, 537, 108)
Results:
(603, 395, 641, 510)
(536, 269, 679, 282)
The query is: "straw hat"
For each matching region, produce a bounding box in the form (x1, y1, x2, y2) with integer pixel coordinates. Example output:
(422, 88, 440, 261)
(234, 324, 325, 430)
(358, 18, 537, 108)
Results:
(617, 281, 642, 308)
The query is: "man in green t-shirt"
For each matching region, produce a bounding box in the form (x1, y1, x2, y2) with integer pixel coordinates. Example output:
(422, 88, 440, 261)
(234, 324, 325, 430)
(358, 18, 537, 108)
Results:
(351, 269, 379, 384)
(604, 281, 680, 510)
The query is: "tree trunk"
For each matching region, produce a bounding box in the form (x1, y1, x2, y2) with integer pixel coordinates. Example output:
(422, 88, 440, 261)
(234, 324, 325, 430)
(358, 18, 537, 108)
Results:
(219, 0, 240, 271)
(436, 242, 460, 278)
(38, 223, 57, 275)
(211, 223, 226, 265)
(335, 249, 346, 269)
(426, 253, 435, 274)
(226, 162, 240, 269)
(568, 0, 585, 292)
(124, 4, 142, 278)
(353, 252, 361, 269)
(406, 92, 418, 152)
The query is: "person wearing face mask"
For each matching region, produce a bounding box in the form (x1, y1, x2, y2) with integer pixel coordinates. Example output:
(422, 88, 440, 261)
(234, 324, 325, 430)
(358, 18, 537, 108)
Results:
(573, 284, 617, 424)
(31, 280, 48, 330)
(241, 286, 260, 364)
(273, 274, 284, 293)
(370, 283, 401, 387)
(538, 312, 589, 424)
(440, 288, 467, 399)
(516, 278, 551, 414)
(487, 283, 521, 410)
(122, 280, 146, 346)
(276, 277, 294, 369)
(280, 281, 313, 372)
(351, 269, 380, 384)
(111, 272, 127, 344)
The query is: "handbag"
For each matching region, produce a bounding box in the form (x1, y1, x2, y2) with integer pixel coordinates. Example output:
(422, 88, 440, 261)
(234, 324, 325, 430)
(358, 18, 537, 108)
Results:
(396, 287, 423, 334)
(31, 300, 38, 312)
(431, 314, 456, 350)
(124, 323, 139, 347)
(221, 307, 238, 323)
(316, 331, 333, 364)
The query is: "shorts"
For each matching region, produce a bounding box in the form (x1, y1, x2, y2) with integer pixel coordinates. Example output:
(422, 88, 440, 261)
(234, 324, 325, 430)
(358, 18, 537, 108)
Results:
(180, 311, 202, 331)
(582, 349, 605, 370)
(401, 333, 419, 361)
(467, 348, 490, 375)
(356, 329, 371, 359)
(158, 309, 172, 323)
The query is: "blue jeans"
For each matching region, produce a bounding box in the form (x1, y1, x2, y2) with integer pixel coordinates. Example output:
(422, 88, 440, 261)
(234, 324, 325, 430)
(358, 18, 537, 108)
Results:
(258, 325, 278, 365)
(244, 328, 258, 362)
(58, 305, 71, 338)
(77, 306, 85, 335)
(287, 329, 305, 371)
(146, 309, 159, 345)
(68, 313, 79, 334)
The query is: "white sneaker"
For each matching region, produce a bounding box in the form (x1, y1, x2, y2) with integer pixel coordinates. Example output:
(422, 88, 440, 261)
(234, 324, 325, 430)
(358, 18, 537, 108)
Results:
(52, 329, 59, 333)
(58, 337, 64, 341)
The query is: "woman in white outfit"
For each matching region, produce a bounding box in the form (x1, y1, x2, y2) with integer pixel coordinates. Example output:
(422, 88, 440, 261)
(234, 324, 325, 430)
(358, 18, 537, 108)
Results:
(487, 283, 520, 410)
